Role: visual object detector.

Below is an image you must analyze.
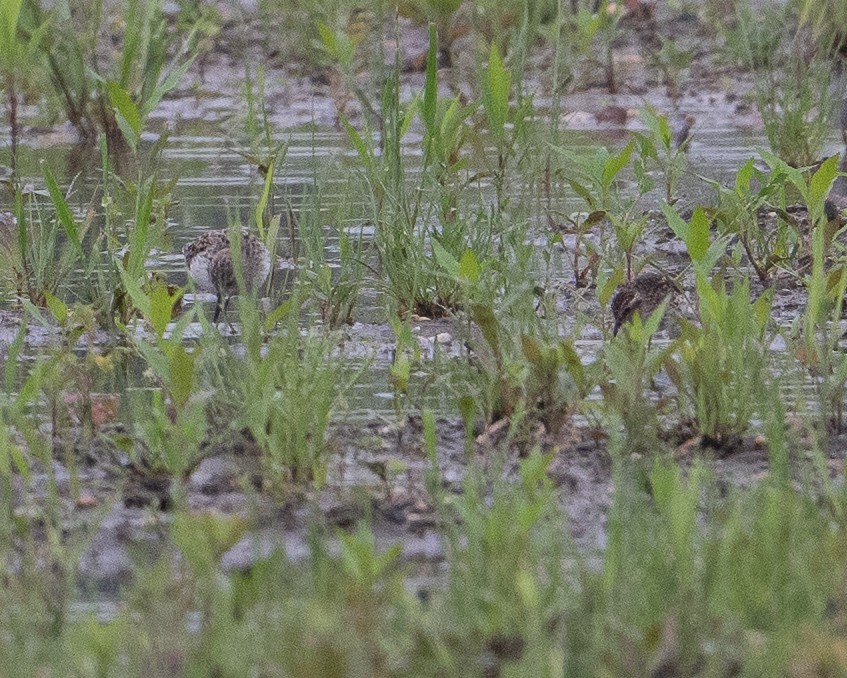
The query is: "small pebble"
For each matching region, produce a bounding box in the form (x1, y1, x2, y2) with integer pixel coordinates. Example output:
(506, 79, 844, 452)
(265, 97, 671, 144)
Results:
(76, 494, 98, 509)
(435, 332, 452, 344)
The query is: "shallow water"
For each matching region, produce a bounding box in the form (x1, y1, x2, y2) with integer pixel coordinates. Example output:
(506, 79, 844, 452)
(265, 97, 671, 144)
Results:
(4, 108, 847, 416)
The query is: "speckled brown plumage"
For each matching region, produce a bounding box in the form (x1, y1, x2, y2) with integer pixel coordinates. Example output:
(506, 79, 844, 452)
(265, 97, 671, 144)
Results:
(610, 271, 678, 336)
(182, 229, 271, 321)
(673, 114, 696, 151)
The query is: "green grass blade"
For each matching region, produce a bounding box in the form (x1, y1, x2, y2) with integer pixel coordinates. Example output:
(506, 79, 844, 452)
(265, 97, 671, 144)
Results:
(41, 161, 83, 256)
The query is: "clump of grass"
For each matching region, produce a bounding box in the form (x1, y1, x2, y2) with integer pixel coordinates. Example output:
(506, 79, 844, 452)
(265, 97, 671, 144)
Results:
(704, 157, 797, 282)
(464, 295, 596, 437)
(21, 0, 201, 150)
(552, 141, 633, 286)
(602, 298, 675, 456)
(797, 0, 847, 60)
(754, 54, 837, 169)
(588, 453, 847, 675)
(121, 269, 204, 483)
(0, 170, 91, 308)
(93, 133, 180, 327)
(781, 155, 847, 433)
(430, 450, 570, 673)
(722, 0, 790, 71)
(0, 0, 49, 174)
(299, 184, 370, 328)
(667, 275, 772, 448)
(725, 0, 842, 168)
(313, 2, 388, 130)
(637, 106, 691, 205)
(208, 293, 357, 485)
(341, 29, 504, 318)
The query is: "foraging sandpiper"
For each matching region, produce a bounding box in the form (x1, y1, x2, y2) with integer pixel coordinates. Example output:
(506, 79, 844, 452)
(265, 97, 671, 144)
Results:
(673, 114, 696, 152)
(182, 229, 271, 322)
(610, 271, 679, 336)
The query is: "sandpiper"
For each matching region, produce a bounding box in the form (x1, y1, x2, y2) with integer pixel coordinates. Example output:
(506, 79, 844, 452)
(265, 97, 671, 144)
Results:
(610, 271, 679, 336)
(673, 113, 696, 152)
(182, 229, 271, 322)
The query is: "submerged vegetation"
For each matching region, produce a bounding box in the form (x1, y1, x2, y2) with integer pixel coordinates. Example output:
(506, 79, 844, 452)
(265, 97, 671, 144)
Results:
(3, 0, 847, 674)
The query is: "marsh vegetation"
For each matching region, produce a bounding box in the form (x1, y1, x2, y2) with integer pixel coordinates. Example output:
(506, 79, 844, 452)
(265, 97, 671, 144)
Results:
(3, 0, 847, 675)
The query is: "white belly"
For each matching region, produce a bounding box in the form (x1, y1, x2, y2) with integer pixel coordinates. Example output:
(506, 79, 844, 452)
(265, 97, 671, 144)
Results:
(188, 255, 217, 293)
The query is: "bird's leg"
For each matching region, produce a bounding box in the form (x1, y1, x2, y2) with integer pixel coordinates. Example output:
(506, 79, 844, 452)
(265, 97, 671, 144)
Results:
(213, 295, 223, 323)
(223, 295, 236, 333)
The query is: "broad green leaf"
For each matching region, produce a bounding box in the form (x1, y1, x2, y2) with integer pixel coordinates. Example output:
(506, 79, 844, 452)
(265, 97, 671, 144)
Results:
(482, 43, 510, 143)
(316, 21, 338, 58)
(440, 98, 463, 139)
(145, 53, 197, 117)
(639, 106, 671, 147)
(149, 283, 179, 338)
(255, 158, 275, 239)
(117, 263, 151, 320)
(602, 141, 633, 188)
(264, 298, 294, 332)
(431, 238, 460, 277)
(752, 288, 773, 330)
(521, 335, 542, 365)
(560, 341, 586, 390)
(657, 115, 671, 147)
(471, 304, 499, 354)
(1, 0, 23, 54)
(688, 206, 710, 262)
(567, 180, 595, 209)
(459, 248, 480, 282)
(636, 132, 658, 161)
(390, 353, 411, 392)
(759, 149, 807, 198)
(106, 81, 141, 149)
(810, 155, 838, 209)
(661, 201, 689, 242)
(44, 291, 68, 325)
(640, 106, 659, 138)
(400, 93, 419, 138)
(167, 344, 195, 410)
(340, 115, 374, 175)
(698, 233, 731, 276)
(597, 266, 624, 307)
(695, 273, 721, 324)
(734, 158, 755, 195)
(644, 300, 668, 337)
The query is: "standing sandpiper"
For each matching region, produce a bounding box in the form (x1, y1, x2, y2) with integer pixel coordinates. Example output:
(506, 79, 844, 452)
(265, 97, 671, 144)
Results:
(182, 229, 271, 322)
(610, 271, 679, 336)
